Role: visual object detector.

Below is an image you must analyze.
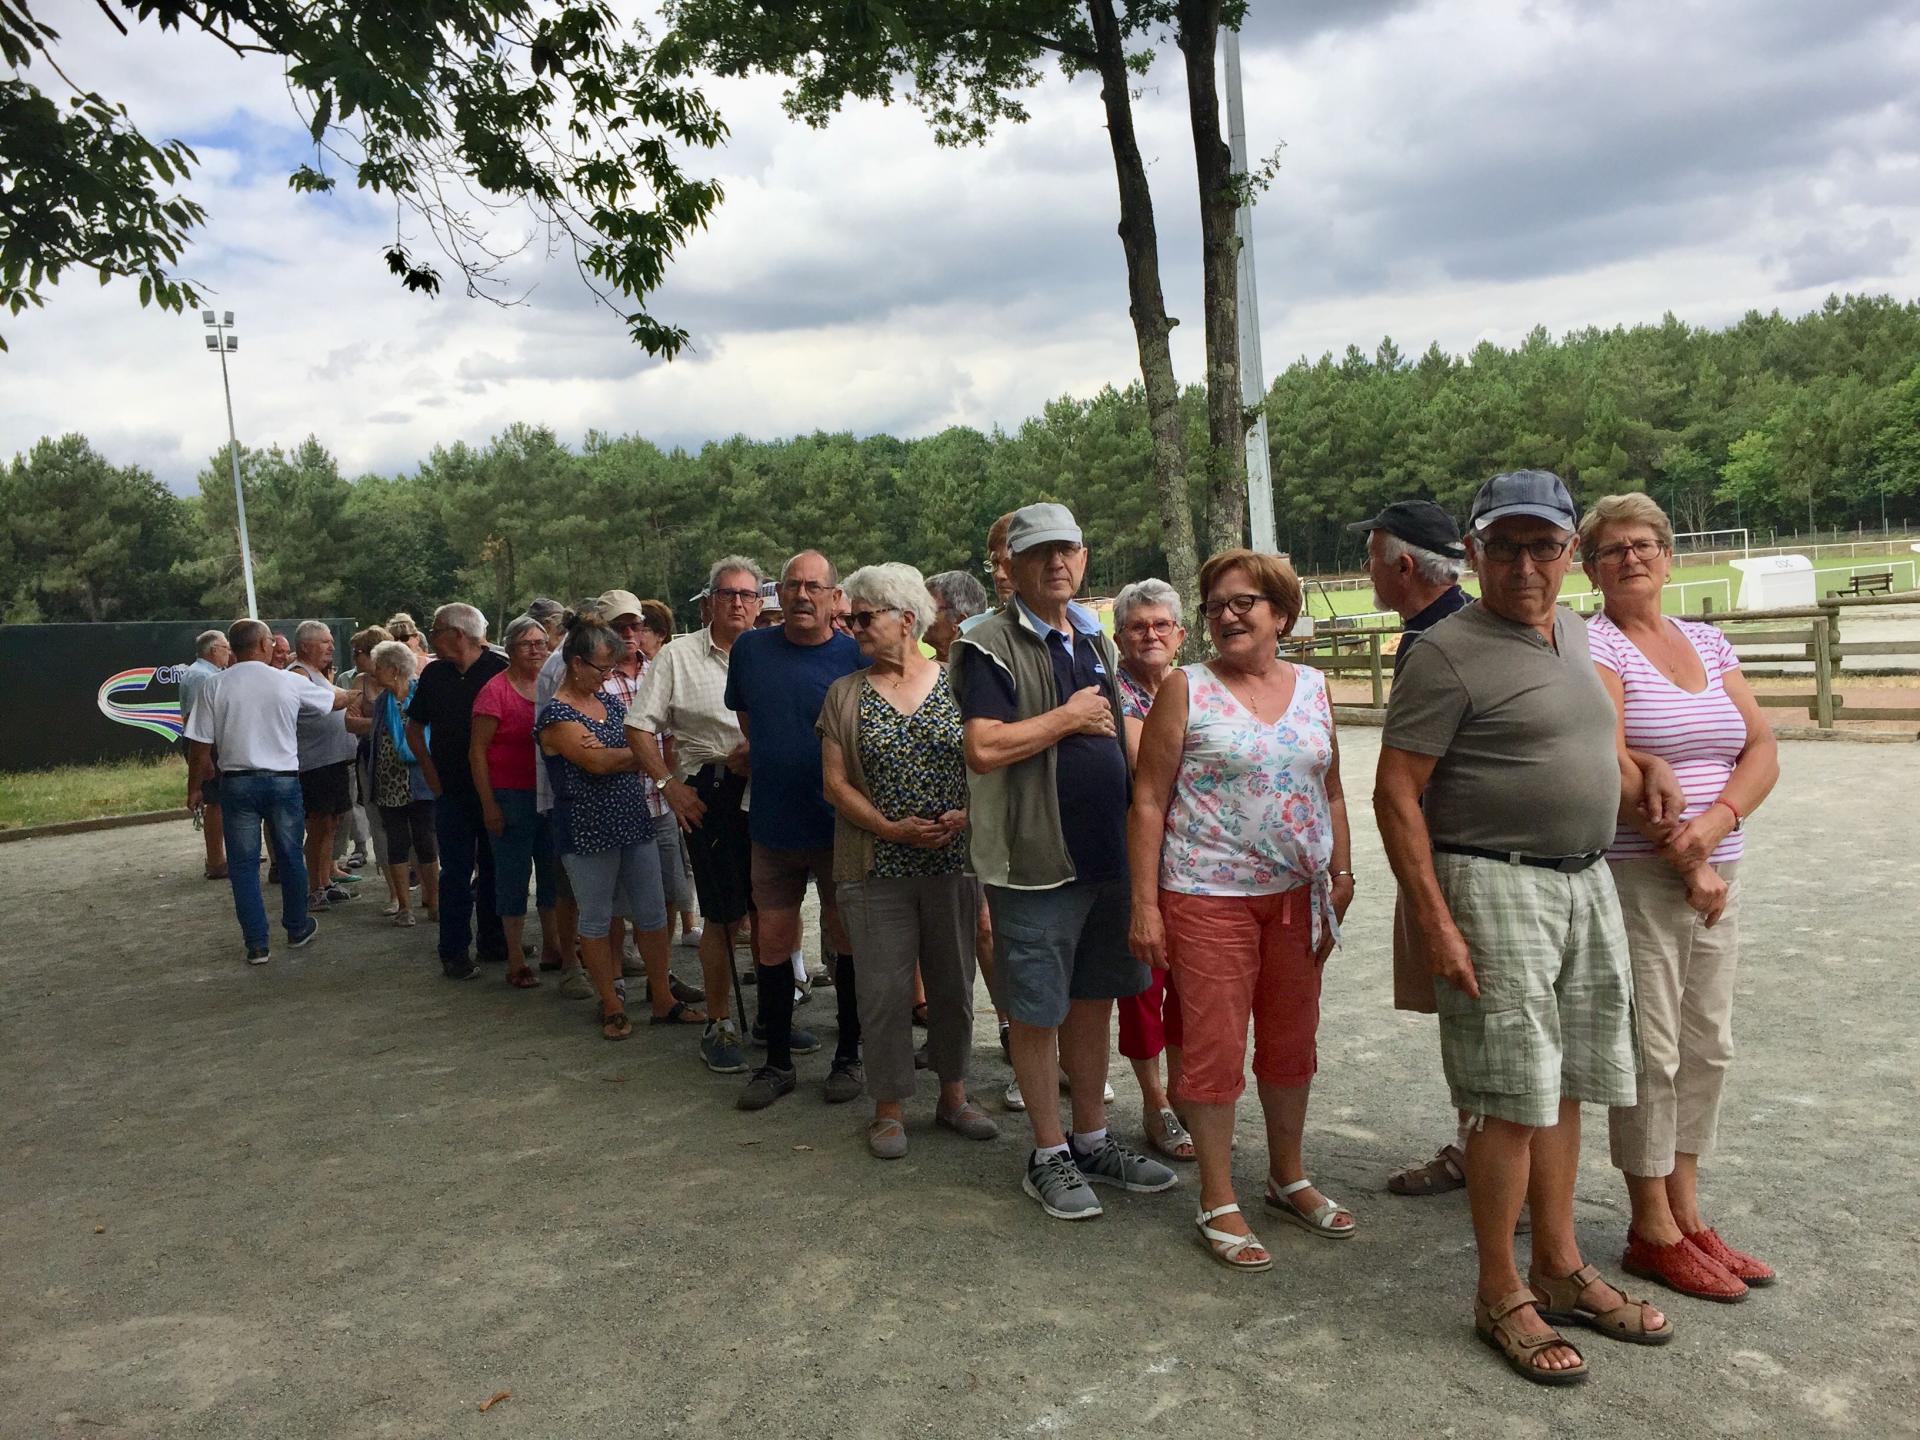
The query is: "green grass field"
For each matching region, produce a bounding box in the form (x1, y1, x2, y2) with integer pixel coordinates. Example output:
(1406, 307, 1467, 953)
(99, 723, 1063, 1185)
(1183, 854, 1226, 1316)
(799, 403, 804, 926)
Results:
(0, 753, 188, 830)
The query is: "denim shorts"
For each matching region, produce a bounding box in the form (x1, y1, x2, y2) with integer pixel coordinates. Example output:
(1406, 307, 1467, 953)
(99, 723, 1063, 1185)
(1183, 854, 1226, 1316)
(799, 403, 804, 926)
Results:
(563, 840, 667, 940)
(985, 877, 1146, 1029)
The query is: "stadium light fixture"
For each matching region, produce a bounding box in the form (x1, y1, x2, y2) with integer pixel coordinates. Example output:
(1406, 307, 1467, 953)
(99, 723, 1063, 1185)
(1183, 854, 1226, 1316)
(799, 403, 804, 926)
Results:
(203, 309, 258, 619)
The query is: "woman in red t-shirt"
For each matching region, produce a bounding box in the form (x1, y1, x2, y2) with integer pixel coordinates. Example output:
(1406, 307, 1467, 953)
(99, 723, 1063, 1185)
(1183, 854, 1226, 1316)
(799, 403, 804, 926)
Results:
(471, 615, 559, 987)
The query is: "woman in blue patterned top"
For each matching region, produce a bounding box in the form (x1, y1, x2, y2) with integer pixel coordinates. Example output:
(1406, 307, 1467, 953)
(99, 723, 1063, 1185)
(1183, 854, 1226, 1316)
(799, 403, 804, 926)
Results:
(819, 563, 998, 1160)
(536, 612, 704, 1042)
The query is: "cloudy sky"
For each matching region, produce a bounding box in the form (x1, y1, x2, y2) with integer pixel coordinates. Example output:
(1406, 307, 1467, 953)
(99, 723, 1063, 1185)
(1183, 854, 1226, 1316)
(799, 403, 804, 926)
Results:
(5, 0, 1918, 492)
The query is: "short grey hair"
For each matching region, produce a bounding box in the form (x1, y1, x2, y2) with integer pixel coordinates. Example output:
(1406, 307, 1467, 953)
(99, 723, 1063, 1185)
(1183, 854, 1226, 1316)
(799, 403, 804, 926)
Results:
(1378, 532, 1465, 587)
(195, 629, 228, 658)
(294, 619, 332, 653)
(502, 615, 546, 653)
(1113, 578, 1183, 630)
(843, 563, 937, 641)
(526, 596, 565, 627)
(432, 602, 487, 642)
(369, 639, 418, 680)
(707, 554, 765, 593)
(925, 569, 988, 622)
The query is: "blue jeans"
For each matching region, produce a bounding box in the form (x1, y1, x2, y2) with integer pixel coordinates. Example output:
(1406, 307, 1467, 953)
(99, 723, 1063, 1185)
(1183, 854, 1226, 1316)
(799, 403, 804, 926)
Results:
(219, 773, 310, 950)
(491, 788, 557, 918)
(436, 787, 507, 964)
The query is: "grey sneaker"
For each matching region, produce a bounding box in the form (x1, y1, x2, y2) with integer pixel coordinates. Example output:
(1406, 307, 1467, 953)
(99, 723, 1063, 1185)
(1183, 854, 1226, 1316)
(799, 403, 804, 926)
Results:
(1023, 1149, 1103, 1220)
(823, 1059, 865, 1104)
(702, 1021, 748, 1075)
(737, 1064, 796, 1111)
(556, 969, 594, 1000)
(323, 883, 354, 904)
(1072, 1135, 1178, 1194)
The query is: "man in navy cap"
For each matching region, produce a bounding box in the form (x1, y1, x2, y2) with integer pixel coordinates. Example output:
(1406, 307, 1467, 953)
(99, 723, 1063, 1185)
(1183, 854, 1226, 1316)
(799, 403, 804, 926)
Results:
(1349, 500, 1469, 678)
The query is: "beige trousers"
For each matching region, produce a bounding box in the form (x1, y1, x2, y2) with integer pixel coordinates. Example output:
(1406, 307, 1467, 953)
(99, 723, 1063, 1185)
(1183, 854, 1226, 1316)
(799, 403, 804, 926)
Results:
(1606, 857, 1742, 1177)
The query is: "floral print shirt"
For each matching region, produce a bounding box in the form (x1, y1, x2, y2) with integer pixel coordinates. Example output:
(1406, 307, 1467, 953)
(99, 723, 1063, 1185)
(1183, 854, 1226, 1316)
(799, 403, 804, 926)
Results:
(1160, 662, 1340, 948)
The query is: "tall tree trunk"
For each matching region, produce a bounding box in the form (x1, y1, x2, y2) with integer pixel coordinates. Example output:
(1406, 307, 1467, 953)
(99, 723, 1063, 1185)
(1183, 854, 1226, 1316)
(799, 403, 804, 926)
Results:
(1177, 0, 1247, 555)
(1086, 0, 1199, 624)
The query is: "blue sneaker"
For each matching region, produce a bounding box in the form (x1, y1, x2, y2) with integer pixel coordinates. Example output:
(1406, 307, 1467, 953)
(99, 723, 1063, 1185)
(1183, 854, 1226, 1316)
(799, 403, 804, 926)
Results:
(751, 1023, 821, 1055)
(287, 917, 319, 949)
(702, 1020, 747, 1074)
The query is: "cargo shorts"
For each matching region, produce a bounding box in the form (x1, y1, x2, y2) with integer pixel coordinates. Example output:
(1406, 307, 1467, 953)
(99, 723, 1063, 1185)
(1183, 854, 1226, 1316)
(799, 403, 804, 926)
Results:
(1430, 851, 1637, 1128)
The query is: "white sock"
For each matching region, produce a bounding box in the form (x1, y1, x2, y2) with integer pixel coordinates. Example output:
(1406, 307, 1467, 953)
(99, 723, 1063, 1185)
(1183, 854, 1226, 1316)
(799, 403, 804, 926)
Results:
(1455, 1116, 1473, 1152)
(1070, 1128, 1107, 1156)
(1034, 1142, 1070, 1163)
(790, 949, 806, 981)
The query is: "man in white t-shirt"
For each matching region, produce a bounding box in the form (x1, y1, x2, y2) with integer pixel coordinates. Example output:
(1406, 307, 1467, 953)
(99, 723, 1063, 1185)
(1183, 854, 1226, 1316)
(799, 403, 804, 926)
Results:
(186, 618, 355, 964)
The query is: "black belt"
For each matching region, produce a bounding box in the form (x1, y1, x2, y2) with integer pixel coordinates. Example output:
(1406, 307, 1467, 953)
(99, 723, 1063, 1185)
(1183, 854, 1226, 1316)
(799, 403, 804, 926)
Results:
(221, 768, 299, 778)
(1433, 843, 1605, 874)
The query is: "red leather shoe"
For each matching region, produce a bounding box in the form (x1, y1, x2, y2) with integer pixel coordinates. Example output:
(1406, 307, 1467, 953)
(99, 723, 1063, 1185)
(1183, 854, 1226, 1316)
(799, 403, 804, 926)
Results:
(1687, 1227, 1776, 1287)
(1622, 1229, 1748, 1302)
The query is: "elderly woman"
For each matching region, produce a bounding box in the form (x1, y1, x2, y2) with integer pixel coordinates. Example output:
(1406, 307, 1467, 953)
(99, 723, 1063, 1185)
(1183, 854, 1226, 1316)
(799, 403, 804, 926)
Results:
(335, 625, 391, 873)
(1128, 549, 1356, 1270)
(536, 612, 698, 1040)
(473, 614, 559, 989)
(368, 640, 440, 926)
(386, 612, 431, 664)
(635, 598, 705, 955)
(1111, 578, 1195, 1162)
(1579, 495, 1779, 1300)
(818, 562, 997, 1159)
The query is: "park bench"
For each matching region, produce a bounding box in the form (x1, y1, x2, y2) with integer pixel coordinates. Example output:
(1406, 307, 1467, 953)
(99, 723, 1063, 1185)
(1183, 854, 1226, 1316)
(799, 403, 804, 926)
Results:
(1828, 570, 1894, 598)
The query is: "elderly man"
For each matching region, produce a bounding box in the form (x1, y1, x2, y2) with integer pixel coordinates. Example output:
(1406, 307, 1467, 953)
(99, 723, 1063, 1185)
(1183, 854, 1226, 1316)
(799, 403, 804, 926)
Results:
(186, 618, 354, 963)
(958, 511, 1017, 638)
(952, 502, 1176, 1221)
(629, 556, 765, 1077)
(286, 621, 361, 912)
(1375, 470, 1674, 1386)
(721, 550, 867, 1111)
(179, 628, 233, 879)
(269, 633, 292, 669)
(923, 570, 989, 664)
(407, 603, 510, 981)
(1344, 501, 1479, 1196)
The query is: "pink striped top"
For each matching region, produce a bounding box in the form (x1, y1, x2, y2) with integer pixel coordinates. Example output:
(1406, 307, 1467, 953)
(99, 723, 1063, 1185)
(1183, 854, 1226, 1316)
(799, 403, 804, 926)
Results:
(1588, 614, 1746, 863)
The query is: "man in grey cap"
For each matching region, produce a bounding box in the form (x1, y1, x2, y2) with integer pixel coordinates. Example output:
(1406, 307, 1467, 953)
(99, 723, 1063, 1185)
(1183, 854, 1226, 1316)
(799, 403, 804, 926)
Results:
(952, 501, 1176, 1222)
(1375, 470, 1676, 1384)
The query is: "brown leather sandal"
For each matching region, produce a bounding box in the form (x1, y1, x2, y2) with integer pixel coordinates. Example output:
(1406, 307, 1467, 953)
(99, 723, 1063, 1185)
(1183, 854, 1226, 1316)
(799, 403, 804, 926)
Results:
(1388, 1143, 1467, 1196)
(1475, 1290, 1588, 1386)
(1531, 1263, 1674, 1345)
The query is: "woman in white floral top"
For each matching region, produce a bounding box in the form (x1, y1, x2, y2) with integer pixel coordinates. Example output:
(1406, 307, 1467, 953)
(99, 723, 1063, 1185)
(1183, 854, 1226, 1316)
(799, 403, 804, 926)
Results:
(1127, 549, 1356, 1272)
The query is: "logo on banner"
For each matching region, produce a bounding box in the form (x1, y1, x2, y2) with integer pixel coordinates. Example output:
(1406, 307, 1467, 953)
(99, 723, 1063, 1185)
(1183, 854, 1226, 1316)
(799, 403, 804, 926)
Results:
(97, 666, 189, 742)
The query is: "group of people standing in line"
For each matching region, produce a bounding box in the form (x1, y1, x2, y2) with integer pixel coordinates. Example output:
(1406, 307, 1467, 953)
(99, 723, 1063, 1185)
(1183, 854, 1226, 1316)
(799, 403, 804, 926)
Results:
(179, 471, 1779, 1387)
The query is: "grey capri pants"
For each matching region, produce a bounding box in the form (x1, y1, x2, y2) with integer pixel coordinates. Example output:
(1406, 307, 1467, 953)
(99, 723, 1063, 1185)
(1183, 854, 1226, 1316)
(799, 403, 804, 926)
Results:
(562, 838, 667, 940)
(841, 871, 981, 1102)
(654, 821, 690, 914)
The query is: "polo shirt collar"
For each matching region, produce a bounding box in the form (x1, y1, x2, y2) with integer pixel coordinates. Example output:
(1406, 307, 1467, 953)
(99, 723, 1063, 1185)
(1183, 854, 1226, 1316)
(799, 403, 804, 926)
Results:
(1013, 595, 1102, 642)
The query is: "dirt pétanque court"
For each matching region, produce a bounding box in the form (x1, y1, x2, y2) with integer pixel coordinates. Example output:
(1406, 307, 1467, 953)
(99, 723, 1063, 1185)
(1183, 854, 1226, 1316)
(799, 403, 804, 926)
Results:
(2, 730, 1914, 1438)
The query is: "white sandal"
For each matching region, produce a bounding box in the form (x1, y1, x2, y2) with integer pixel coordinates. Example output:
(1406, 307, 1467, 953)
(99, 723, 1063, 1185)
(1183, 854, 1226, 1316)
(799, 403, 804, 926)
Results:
(1195, 1202, 1272, 1271)
(1264, 1177, 1356, 1239)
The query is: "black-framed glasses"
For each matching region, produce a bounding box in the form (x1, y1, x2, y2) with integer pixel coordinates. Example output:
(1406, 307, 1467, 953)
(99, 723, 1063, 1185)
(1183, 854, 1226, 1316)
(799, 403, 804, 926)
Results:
(711, 586, 761, 606)
(1198, 593, 1268, 620)
(575, 656, 614, 677)
(1591, 538, 1668, 566)
(847, 607, 898, 630)
(1479, 536, 1574, 564)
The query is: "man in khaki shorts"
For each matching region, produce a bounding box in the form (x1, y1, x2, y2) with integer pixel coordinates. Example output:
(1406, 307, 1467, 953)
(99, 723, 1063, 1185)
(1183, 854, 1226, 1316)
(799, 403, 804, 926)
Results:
(1375, 470, 1675, 1387)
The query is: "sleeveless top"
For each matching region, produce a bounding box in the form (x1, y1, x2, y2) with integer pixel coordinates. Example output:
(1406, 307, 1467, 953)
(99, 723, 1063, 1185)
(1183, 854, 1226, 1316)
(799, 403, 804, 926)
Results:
(854, 678, 970, 879)
(534, 693, 653, 856)
(1160, 662, 1340, 948)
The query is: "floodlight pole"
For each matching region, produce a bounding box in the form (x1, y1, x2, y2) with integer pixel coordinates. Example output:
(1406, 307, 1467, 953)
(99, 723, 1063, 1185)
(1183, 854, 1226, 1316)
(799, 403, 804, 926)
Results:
(205, 310, 258, 618)
(1225, 27, 1276, 555)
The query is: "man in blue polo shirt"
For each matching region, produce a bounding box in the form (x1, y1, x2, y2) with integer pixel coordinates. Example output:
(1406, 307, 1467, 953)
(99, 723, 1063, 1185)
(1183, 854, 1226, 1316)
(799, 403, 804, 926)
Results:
(724, 549, 868, 1112)
(952, 502, 1177, 1222)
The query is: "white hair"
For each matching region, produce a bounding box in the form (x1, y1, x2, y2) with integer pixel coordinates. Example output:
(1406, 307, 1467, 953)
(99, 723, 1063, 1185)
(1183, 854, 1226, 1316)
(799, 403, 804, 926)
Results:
(1113, 577, 1183, 630)
(195, 629, 228, 657)
(370, 639, 418, 680)
(432, 602, 487, 642)
(842, 562, 936, 641)
(293, 620, 332, 653)
(925, 569, 988, 621)
(1378, 532, 1465, 586)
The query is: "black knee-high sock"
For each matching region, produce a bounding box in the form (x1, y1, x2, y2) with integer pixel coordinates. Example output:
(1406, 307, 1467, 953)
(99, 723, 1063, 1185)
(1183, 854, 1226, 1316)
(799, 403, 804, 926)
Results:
(834, 953, 860, 1062)
(761, 964, 794, 1070)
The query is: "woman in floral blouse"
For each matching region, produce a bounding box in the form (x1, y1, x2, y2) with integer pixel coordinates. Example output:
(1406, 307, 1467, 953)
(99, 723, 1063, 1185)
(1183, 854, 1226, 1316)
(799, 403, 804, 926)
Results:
(1127, 549, 1356, 1272)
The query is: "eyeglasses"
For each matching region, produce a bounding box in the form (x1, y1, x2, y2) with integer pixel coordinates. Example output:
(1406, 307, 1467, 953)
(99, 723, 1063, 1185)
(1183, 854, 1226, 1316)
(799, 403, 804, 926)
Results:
(711, 587, 761, 606)
(575, 656, 614, 677)
(1198, 594, 1269, 620)
(847, 607, 897, 630)
(611, 619, 644, 633)
(781, 578, 834, 596)
(1478, 535, 1574, 564)
(1124, 620, 1178, 639)
(1590, 538, 1668, 566)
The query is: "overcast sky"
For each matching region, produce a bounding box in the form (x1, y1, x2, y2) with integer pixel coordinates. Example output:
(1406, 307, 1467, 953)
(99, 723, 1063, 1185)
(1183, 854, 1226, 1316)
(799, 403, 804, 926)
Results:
(5, 0, 1918, 492)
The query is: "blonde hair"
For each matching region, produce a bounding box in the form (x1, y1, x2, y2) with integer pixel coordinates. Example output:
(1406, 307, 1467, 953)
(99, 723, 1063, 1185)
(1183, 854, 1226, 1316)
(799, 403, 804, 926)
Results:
(1578, 493, 1673, 556)
(351, 625, 393, 657)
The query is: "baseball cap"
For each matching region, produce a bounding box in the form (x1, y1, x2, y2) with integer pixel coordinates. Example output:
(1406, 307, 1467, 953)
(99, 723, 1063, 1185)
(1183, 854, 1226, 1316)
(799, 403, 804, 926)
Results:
(1007, 502, 1083, 555)
(1467, 470, 1577, 532)
(597, 588, 644, 622)
(1346, 500, 1464, 559)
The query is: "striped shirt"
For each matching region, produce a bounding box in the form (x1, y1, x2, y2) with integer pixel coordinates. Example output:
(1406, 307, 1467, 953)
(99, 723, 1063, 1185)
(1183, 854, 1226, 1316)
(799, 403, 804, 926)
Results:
(1588, 614, 1746, 863)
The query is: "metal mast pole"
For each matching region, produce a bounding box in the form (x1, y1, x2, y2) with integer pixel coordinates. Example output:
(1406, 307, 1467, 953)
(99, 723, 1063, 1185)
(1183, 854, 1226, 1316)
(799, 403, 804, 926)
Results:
(1225, 28, 1276, 554)
(208, 312, 258, 618)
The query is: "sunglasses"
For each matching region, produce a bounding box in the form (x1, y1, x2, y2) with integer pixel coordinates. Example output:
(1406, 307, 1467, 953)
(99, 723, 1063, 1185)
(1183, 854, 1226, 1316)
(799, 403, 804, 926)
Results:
(847, 607, 898, 630)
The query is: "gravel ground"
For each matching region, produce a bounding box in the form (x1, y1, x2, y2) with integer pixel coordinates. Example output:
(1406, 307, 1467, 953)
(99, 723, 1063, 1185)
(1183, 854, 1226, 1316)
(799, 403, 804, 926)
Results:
(2, 729, 1915, 1438)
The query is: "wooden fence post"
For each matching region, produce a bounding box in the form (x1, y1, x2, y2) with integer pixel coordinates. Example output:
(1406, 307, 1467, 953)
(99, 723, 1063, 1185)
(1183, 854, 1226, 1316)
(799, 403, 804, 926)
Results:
(1369, 633, 1384, 708)
(1812, 616, 1836, 729)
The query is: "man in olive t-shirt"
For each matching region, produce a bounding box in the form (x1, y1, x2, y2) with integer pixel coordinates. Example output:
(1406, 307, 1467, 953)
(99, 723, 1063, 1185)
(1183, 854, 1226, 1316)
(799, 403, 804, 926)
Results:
(1375, 470, 1674, 1385)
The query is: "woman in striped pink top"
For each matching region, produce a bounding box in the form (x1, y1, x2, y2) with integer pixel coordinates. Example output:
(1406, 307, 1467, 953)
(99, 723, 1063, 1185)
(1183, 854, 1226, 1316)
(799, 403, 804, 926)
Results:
(1580, 494, 1779, 1305)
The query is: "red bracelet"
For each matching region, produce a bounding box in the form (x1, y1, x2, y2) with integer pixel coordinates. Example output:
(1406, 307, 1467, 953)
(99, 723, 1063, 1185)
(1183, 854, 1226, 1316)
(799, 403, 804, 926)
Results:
(1714, 797, 1742, 825)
